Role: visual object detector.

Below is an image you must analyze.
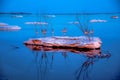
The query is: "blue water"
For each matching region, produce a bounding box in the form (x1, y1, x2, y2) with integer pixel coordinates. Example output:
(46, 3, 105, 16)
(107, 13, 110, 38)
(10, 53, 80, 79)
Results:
(0, 13, 120, 80)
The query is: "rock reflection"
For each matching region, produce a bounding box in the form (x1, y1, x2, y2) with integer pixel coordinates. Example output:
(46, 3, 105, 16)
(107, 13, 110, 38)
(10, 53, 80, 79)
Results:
(75, 51, 111, 80)
(75, 58, 94, 80)
(25, 45, 101, 57)
(33, 50, 49, 80)
(25, 45, 111, 80)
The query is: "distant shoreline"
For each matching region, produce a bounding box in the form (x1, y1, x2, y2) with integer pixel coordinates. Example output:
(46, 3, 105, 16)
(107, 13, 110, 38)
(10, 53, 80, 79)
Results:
(0, 12, 120, 15)
(0, 12, 32, 15)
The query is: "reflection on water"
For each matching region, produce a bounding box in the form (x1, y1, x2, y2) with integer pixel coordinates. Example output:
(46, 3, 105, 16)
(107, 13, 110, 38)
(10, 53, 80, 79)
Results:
(1, 13, 120, 80)
(75, 53, 110, 80)
(25, 45, 111, 80)
(33, 50, 53, 80)
(25, 45, 102, 57)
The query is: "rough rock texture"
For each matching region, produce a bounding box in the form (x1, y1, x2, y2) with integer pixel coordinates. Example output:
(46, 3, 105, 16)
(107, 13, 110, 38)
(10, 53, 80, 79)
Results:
(24, 36, 102, 49)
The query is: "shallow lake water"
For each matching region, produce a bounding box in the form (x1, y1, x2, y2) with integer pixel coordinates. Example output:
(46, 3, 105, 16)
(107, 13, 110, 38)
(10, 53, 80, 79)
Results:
(0, 13, 120, 80)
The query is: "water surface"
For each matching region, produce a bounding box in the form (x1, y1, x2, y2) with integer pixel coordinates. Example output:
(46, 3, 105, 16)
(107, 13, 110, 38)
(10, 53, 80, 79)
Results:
(0, 13, 120, 80)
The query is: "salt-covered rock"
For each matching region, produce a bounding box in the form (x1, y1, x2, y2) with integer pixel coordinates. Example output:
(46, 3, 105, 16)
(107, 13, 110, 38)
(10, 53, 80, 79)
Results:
(24, 36, 102, 49)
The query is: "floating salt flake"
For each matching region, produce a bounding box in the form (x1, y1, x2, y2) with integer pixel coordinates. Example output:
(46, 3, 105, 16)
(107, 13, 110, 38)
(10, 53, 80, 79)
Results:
(25, 22, 48, 25)
(111, 16, 119, 19)
(90, 19, 107, 23)
(44, 15, 56, 18)
(0, 22, 8, 26)
(12, 15, 23, 18)
(0, 25, 21, 31)
(68, 21, 79, 24)
(0, 22, 21, 31)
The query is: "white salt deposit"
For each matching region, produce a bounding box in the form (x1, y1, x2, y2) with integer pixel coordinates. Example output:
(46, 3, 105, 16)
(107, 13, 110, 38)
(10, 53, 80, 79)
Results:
(25, 36, 102, 49)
